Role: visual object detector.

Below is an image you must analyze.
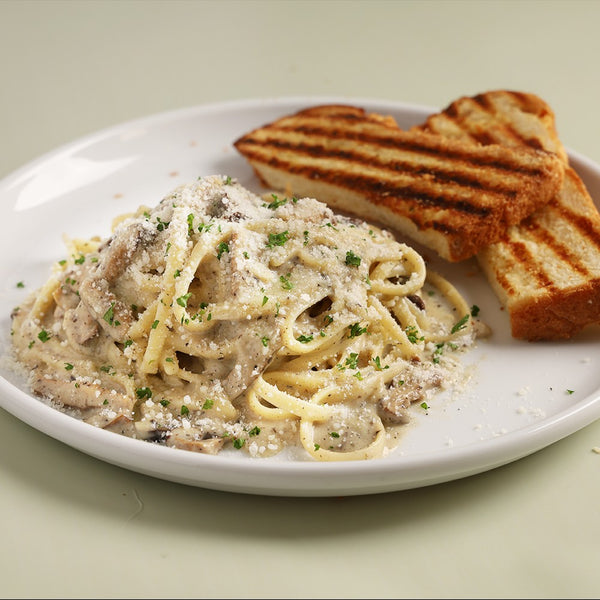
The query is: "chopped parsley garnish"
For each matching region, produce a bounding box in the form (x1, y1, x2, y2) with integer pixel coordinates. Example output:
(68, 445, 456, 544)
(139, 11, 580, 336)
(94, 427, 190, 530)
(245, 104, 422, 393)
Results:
(261, 336, 270, 347)
(470, 305, 480, 317)
(348, 322, 367, 338)
(248, 426, 261, 436)
(266, 231, 289, 248)
(405, 325, 424, 343)
(329, 431, 340, 438)
(451, 314, 470, 334)
(64, 363, 74, 371)
(37, 329, 51, 343)
(135, 387, 152, 399)
(16, 281, 25, 288)
(187, 213, 195, 236)
(198, 222, 213, 234)
(262, 295, 269, 306)
(264, 194, 287, 209)
(103, 302, 118, 326)
(151, 319, 160, 329)
(224, 175, 232, 185)
(432, 342, 445, 364)
(566, 389, 575, 395)
(216, 241, 230, 260)
(420, 402, 429, 410)
(345, 250, 362, 267)
(344, 353, 359, 369)
(296, 334, 313, 344)
(180, 405, 189, 416)
(279, 274, 293, 290)
(74, 255, 85, 265)
(176, 292, 192, 307)
(155, 216, 170, 231)
(233, 438, 245, 449)
(159, 399, 170, 407)
(202, 399, 214, 410)
(372, 356, 389, 371)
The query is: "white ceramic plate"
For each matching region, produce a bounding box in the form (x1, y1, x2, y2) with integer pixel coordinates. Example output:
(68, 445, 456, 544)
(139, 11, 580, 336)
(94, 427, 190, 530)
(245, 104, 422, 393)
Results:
(0, 97, 599, 497)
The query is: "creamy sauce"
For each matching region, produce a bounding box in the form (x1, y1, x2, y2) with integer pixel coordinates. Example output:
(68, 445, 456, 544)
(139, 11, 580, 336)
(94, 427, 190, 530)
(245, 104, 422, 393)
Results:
(11, 176, 478, 461)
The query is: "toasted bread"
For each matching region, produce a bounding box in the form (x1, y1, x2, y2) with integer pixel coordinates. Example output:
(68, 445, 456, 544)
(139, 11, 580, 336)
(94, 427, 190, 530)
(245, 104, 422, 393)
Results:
(478, 168, 600, 340)
(415, 90, 569, 164)
(415, 90, 600, 339)
(234, 104, 565, 262)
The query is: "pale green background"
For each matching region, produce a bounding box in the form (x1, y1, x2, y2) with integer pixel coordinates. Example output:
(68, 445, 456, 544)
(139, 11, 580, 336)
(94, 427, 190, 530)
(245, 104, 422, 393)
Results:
(1, 1, 599, 598)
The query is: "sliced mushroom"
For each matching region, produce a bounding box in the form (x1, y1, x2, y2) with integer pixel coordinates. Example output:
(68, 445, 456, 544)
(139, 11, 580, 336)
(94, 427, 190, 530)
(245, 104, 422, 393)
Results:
(378, 368, 443, 424)
(77, 221, 158, 341)
(63, 302, 99, 345)
(102, 414, 137, 437)
(220, 319, 281, 400)
(31, 374, 133, 412)
(53, 283, 80, 311)
(165, 427, 225, 454)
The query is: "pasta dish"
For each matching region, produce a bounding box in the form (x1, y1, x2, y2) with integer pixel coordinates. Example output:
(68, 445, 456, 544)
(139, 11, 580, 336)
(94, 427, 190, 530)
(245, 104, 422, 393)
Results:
(10, 175, 478, 461)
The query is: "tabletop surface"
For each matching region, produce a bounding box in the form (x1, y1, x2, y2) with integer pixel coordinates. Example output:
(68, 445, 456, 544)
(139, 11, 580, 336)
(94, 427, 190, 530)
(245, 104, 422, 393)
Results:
(1, 1, 599, 598)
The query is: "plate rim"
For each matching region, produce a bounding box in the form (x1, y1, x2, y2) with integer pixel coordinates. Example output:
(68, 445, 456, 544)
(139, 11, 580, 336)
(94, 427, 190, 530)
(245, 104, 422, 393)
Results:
(1, 96, 599, 496)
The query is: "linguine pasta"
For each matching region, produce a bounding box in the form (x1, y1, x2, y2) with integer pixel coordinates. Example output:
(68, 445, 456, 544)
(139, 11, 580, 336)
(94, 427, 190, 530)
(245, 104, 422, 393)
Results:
(11, 175, 477, 461)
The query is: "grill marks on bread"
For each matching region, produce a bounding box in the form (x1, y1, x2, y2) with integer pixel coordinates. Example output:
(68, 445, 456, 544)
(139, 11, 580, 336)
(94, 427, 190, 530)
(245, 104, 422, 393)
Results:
(235, 105, 564, 262)
(483, 169, 600, 287)
(419, 90, 600, 340)
(418, 90, 569, 163)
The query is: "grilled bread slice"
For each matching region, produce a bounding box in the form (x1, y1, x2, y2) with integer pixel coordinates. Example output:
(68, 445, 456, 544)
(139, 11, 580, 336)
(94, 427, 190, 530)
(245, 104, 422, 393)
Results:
(415, 90, 600, 339)
(235, 105, 564, 261)
(478, 168, 600, 340)
(415, 90, 569, 164)
(234, 104, 565, 262)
